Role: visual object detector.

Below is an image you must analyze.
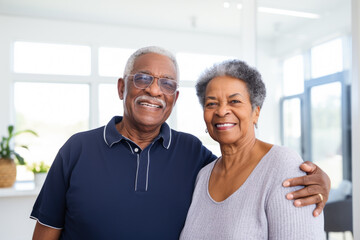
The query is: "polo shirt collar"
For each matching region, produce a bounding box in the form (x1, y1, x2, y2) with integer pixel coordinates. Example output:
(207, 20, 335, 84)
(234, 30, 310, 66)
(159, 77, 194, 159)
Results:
(103, 116, 172, 149)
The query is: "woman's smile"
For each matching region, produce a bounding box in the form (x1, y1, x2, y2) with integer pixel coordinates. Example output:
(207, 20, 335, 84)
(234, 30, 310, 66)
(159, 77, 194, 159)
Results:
(215, 123, 236, 130)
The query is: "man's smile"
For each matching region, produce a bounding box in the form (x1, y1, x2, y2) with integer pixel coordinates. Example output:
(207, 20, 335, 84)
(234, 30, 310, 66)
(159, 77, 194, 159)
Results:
(135, 95, 166, 109)
(139, 102, 162, 108)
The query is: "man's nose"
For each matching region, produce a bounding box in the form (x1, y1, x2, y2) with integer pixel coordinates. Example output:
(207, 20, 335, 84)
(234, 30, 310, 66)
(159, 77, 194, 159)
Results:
(144, 78, 162, 96)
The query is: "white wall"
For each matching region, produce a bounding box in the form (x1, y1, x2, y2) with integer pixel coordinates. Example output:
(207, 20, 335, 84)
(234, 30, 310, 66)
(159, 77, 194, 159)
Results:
(0, 194, 37, 239)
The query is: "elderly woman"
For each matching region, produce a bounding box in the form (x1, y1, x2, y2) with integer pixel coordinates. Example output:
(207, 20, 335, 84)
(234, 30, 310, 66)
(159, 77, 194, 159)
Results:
(180, 60, 324, 239)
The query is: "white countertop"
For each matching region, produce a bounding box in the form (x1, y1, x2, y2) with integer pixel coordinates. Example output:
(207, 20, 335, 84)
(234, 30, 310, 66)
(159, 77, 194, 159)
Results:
(0, 182, 40, 198)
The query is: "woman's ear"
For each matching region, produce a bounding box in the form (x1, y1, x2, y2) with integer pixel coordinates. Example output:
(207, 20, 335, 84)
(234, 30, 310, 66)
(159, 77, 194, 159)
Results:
(253, 106, 260, 125)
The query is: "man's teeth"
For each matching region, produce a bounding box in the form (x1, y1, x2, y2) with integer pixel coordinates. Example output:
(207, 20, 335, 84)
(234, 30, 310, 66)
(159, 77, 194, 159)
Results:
(216, 123, 235, 127)
(140, 102, 161, 108)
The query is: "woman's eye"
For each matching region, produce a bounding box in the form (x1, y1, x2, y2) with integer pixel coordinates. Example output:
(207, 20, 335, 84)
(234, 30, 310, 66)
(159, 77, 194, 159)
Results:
(205, 102, 217, 107)
(231, 100, 241, 103)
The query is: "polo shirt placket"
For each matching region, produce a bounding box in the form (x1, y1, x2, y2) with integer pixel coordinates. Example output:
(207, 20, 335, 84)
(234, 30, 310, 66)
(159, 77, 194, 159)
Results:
(132, 143, 155, 192)
(104, 117, 167, 192)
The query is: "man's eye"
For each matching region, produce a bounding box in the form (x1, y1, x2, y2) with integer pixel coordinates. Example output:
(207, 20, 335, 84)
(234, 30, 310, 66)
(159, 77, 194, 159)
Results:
(230, 100, 241, 103)
(135, 74, 152, 83)
(161, 80, 176, 89)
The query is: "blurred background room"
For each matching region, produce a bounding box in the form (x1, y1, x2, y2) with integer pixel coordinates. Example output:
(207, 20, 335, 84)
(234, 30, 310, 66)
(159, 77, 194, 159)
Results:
(0, 0, 358, 239)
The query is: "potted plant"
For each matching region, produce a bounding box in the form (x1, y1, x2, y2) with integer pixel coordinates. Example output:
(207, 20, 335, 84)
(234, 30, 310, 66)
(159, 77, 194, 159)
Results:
(0, 125, 38, 188)
(28, 161, 50, 187)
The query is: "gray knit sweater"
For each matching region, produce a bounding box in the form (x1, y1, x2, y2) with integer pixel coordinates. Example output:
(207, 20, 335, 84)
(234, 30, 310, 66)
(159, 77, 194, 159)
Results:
(180, 145, 325, 240)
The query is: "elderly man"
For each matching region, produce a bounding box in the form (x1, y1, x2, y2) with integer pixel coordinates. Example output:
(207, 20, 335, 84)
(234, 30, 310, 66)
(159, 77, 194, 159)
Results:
(31, 46, 330, 240)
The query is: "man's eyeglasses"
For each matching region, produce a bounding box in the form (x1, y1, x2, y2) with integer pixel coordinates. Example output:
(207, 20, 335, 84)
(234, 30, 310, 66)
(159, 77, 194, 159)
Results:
(127, 73, 178, 95)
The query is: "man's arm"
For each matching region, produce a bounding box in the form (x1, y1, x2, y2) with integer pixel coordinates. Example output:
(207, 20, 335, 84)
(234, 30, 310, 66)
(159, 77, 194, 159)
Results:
(282, 161, 331, 217)
(33, 221, 62, 240)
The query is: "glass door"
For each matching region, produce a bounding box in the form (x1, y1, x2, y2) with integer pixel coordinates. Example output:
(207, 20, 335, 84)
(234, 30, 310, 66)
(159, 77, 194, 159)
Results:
(309, 81, 343, 188)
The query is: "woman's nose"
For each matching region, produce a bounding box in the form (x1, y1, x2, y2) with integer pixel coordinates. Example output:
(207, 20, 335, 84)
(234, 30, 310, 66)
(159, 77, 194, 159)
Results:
(216, 103, 230, 117)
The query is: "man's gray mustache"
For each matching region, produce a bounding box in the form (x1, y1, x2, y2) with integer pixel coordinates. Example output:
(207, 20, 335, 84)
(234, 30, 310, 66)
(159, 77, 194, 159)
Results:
(135, 95, 166, 108)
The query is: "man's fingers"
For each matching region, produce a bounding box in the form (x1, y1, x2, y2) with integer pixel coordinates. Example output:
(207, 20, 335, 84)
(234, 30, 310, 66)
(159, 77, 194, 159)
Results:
(299, 161, 317, 173)
(290, 194, 325, 217)
(283, 175, 313, 187)
(285, 185, 323, 200)
(313, 204, 324, 217)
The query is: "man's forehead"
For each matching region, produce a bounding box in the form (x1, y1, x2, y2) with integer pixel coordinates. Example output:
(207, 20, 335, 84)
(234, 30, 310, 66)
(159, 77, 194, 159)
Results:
(132, 53, 177, 78)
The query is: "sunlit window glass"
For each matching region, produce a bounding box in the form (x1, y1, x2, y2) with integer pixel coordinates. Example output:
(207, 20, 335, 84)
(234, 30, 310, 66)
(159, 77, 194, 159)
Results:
(176, 53, 235, 81)
(283, 55, 304, 95)
(14, 82, 89, 180)
(175, 87, 220, 156)
(98, 47, 135, 77)
(310, 82, 343, 188)
(311, 38, 343, 79)
(99, 84, 123, 126)
(13, 42, 91, 75)
(282, 98, 302, 154)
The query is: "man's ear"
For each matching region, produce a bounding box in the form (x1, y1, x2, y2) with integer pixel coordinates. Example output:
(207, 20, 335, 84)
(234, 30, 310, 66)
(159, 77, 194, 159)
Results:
(118, 78, 125, 100)
(173, 90, 180, 107)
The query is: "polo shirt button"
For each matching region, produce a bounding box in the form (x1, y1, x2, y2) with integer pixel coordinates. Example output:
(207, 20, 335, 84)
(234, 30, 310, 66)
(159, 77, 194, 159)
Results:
(134, 148, 139, 153)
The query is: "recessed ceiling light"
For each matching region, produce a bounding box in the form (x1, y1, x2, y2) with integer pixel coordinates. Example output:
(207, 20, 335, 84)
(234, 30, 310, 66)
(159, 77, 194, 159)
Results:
(223, 2, 230, 8)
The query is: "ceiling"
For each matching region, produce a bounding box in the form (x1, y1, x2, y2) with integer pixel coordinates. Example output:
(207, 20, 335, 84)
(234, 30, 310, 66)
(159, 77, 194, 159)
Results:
(0, 0, 350, 41)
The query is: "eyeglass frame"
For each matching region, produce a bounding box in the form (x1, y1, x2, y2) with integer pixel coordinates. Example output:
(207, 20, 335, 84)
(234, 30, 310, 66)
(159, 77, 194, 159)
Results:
(126, 73, 179, 95)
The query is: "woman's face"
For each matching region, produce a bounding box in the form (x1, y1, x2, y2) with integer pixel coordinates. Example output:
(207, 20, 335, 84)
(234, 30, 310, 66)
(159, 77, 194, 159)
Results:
(204, 76, 260, 145)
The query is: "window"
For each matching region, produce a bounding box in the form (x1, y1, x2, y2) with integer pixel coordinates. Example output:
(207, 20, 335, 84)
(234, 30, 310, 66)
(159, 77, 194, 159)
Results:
(283, 55, 304, 96)
(311, 38, 343, 79)
(14, 83, 89, 180)
(12, 41, 94, 181)
(98, 47, 135, 77)
(280, 38, 351, 189)
(309, 81, 343, 187)
(281, 97, 302, 154)
(174, 53, 235, 156)
(98, 84, 122, 126)
(14, 42, 91, 75)
(176, 52, 235, 81)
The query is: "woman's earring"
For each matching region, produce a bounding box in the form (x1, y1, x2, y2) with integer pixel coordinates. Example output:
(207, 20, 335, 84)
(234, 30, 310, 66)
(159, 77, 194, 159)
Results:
(254, 123, 258, 129)
(205, 128, 208, 133)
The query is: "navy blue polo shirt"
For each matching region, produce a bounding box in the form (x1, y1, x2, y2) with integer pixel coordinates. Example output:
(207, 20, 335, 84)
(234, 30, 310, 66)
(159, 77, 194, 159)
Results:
(31, 116, 216, 239)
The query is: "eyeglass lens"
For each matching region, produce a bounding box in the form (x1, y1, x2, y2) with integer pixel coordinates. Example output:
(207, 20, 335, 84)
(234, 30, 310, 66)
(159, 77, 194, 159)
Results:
(133, 73, 177, 95)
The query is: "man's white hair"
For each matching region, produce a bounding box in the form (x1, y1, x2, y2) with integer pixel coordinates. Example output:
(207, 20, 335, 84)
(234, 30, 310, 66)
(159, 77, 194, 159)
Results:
(123, 46, 179, 80)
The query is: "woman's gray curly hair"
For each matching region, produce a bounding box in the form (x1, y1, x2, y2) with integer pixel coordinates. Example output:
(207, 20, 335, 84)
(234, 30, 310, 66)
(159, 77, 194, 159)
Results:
(196, 59, 266, 110)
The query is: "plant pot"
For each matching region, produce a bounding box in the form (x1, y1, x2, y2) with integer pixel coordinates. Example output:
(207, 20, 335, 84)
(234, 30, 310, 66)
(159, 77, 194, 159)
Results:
(0, 158, 16, 188)
(34, 172, 47, 187)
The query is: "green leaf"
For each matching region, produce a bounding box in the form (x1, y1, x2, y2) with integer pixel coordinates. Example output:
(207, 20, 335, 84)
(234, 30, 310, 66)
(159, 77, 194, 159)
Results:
(7, 125, 14, 135)
(13, 129, 38, 137)
(14, 152, 25, 165)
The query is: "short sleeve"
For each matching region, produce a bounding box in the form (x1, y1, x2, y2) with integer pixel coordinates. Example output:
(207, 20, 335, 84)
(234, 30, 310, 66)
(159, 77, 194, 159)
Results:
(200, 144, 217, 167)
(30, 150, 68, 229)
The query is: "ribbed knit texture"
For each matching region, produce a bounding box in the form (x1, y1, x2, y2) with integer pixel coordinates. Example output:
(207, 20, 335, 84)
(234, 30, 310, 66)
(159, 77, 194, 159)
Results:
(180, 145, 325, 240)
